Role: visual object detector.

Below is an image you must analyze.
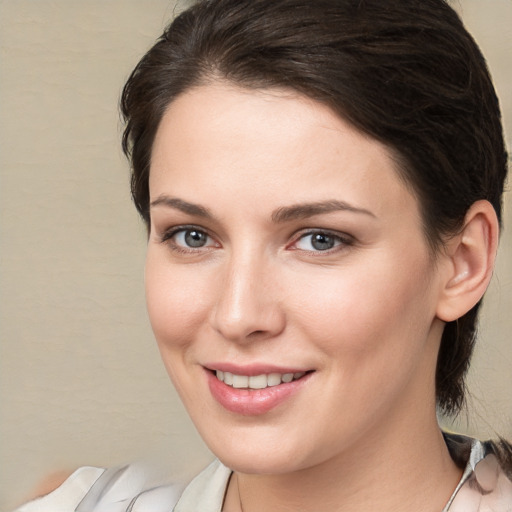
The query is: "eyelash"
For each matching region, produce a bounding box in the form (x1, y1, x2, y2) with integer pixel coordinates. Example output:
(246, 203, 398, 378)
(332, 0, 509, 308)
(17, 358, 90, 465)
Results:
(159, 225, 354, 255)
(289, 229, 354, 254)
(159, 225, 218, 254)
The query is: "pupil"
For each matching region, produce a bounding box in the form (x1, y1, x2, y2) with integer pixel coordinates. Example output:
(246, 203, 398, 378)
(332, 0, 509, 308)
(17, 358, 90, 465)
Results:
(312, 233, 334, 251)
(185, 230, 206, 247)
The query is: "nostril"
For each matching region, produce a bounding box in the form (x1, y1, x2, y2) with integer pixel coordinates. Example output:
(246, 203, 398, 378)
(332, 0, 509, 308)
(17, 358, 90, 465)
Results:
(247, 330, 267, 338)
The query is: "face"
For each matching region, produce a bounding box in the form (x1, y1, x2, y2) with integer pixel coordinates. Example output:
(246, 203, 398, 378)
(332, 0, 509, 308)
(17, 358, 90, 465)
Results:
(146, 83, 446, 474)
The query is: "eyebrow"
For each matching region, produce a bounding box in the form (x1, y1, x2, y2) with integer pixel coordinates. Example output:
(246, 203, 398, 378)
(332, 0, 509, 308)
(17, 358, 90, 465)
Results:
(271, 200, 376, 223)
(150, 195, 375, 222)
(150, 196, 213, 219)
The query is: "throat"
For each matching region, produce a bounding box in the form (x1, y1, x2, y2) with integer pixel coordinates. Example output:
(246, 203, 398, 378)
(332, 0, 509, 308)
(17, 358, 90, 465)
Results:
(222, 429, 463, 512)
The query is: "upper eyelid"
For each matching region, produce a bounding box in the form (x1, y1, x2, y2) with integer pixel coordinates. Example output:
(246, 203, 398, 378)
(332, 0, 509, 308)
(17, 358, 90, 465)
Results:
(157, 225, 217, 248)
(157, 224, 353, 247)
(159, 226, 219, 253)
(159, 224, 211, 238)
(286, 228, 355, 252)
(291, 227, 353, 242)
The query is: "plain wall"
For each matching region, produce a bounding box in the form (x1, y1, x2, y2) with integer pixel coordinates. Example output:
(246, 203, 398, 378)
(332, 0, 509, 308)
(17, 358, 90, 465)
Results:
(0, 1, 510, 510)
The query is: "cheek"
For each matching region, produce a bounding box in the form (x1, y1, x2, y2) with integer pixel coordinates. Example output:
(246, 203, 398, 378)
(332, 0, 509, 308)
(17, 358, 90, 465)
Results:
(144, 251, 210, 349)
(288, 252, 436, 358)
(144, 252, 214, 400)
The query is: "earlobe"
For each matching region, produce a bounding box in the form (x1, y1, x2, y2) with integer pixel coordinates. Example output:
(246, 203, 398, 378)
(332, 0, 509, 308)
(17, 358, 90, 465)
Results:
(436, 200, 499, 322)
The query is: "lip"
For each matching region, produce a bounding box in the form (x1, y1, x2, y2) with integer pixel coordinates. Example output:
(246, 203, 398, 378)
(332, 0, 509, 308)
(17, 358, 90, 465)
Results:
(205, 365, 314, 416)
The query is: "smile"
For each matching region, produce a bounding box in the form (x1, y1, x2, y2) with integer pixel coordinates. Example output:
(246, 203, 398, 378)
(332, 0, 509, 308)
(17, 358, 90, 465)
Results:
(207, 367, 314, 415)
(215, 370, 307, 389)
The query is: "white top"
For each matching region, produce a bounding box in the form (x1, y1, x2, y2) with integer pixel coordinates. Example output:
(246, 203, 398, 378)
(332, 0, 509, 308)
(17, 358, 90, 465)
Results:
(13, 434, 512, 511)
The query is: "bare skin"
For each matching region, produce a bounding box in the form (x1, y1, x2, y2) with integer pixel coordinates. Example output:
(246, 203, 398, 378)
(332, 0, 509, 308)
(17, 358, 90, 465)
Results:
(26, 470, 73, 501)
(223, 420, 460, 511)
(147, 82, 497, 512)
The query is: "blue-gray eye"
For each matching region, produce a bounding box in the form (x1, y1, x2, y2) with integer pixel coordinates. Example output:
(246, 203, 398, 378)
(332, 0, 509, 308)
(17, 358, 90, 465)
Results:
(175, 229, 210, 248)
(295, 232, 342, 251)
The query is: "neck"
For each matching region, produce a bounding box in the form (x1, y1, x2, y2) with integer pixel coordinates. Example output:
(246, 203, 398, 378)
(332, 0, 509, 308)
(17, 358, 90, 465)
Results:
(224, 410, 461, 512)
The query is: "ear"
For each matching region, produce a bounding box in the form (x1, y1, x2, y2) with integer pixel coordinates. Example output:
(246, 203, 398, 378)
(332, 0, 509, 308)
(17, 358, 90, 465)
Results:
(436, 200, 499, 322)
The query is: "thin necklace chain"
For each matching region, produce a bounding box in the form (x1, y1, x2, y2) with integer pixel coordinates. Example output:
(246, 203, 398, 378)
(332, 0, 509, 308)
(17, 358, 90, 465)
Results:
(236, 473, 245, 512)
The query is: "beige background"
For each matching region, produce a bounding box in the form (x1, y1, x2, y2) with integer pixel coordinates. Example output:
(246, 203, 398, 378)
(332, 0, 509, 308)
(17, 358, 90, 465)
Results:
(0, 1, 510, 510)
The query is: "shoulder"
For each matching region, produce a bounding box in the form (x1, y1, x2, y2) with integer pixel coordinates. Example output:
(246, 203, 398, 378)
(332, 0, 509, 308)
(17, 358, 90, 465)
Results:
(13, 465, 184, 512)
(173, 459, 231, 511)
(13, 467, 105, 512)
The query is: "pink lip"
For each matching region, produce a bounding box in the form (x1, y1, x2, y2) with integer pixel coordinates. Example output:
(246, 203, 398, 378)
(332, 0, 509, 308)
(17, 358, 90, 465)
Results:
(205, 367, 313, 416)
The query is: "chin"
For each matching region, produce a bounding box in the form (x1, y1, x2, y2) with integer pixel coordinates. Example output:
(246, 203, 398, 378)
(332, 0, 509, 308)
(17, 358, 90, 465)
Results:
(198, 426, 317, 475)
(218, 449, 303, 475)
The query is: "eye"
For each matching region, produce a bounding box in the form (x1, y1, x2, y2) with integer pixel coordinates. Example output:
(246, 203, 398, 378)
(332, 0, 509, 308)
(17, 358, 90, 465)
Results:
(175, 229, 210, 248)
(160, 226, 218, 251)
(292, 231, 351, 252)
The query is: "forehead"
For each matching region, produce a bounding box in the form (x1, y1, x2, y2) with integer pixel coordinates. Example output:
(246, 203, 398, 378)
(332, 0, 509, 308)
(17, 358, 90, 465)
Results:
(149, 82, 419, 222)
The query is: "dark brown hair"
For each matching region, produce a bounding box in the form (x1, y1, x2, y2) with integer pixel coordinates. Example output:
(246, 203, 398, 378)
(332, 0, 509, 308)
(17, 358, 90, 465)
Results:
(121, 0, 508, 416)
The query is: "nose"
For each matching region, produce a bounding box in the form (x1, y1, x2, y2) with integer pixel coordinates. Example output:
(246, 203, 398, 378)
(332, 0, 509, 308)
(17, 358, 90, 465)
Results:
(210, 253, 286, 343)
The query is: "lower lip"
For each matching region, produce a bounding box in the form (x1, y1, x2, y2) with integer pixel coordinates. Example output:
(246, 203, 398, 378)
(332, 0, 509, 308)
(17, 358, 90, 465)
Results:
(206, 370, 312, 416)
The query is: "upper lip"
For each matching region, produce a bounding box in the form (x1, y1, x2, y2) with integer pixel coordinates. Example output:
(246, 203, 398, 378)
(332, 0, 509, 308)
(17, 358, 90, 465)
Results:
(204, 363, 313, 376)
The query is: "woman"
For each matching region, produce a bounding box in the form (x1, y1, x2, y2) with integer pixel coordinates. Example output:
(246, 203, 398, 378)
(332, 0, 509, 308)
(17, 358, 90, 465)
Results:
(15, 0, 512, 510)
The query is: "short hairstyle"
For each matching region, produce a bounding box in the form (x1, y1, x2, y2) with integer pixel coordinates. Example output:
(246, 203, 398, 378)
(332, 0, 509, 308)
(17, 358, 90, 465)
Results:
(121, 0, 508, 415)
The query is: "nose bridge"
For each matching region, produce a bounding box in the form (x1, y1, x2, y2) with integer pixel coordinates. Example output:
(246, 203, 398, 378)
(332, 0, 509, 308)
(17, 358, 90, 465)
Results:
(211, 246, 284, 342)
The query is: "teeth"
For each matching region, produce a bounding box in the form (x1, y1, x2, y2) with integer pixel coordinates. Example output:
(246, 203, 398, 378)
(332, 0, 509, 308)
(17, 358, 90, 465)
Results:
(267, 373, 281, 387)
(249, 374, 268, 389)
(232, 375, 249, 388)
(215, 371, 307, 389)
